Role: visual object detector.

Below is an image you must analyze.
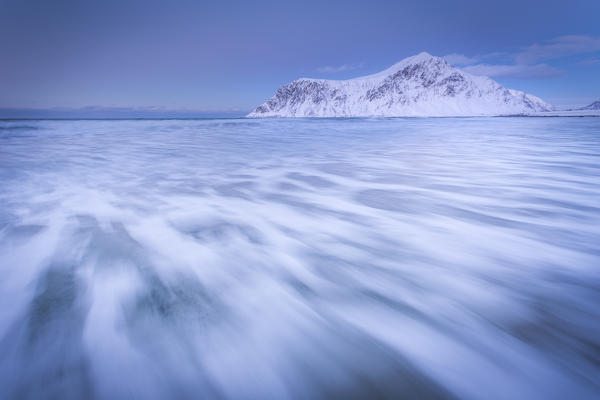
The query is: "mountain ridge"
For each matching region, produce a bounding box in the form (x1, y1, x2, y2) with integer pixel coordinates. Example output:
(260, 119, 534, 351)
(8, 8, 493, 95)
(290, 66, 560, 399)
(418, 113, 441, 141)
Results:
(579, 100, 600, 110)
(248, 52, 552, 117)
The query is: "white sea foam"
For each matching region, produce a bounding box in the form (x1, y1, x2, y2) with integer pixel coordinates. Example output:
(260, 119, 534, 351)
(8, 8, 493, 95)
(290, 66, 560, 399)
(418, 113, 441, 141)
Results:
(0, 117, 599, 399)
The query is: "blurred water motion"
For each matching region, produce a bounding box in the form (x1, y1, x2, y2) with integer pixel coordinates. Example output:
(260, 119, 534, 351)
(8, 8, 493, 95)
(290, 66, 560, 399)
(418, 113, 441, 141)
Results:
(0, 117, 599, 399)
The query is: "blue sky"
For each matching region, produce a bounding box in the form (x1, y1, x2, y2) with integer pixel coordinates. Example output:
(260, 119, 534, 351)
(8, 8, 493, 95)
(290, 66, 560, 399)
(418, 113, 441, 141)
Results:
(1, 0, 599, 115)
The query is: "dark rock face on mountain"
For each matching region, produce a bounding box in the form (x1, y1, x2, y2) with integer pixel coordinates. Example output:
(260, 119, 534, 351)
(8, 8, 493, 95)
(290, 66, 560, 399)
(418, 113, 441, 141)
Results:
(579, 100, 600, 110)
(248, 52, 552, 117)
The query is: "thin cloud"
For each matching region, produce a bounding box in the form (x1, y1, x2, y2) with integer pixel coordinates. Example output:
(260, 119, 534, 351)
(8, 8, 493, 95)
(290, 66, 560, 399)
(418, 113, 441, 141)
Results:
(546, 97, 598, 104)
(443, 53, 480, 65)
(514, 35, 600, 64)
(462, 63, 563, 79)
(316, 62, 364, 73)
(443, 52, 508, 66)
(577, 57, 600, 66)
(442, 35, 600, 79)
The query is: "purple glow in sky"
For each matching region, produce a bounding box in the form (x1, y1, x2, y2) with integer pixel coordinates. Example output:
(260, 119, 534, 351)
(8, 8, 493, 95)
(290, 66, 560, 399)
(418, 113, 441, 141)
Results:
(1, 0, 599, 115)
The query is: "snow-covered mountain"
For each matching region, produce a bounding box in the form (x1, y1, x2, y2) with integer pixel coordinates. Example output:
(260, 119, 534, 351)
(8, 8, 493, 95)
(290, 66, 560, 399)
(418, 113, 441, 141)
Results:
(579, 100, 600, 110)
(247, 52, 552, 117)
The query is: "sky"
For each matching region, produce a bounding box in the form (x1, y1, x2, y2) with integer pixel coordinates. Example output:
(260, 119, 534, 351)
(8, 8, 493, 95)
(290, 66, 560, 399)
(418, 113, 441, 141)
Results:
(1, 0, 599, 116)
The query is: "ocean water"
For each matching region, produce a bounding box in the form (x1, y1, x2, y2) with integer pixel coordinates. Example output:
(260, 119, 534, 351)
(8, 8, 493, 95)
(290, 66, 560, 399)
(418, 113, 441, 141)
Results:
(0, 117, 599, 399)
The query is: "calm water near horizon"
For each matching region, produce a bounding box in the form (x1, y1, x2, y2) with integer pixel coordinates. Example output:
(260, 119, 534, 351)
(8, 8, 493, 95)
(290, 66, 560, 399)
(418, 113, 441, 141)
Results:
(0, 117, 599, 399)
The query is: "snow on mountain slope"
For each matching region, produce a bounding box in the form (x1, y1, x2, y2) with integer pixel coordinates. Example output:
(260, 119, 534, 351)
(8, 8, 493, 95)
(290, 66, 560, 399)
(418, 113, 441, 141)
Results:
(247, 52, 552, 117)
(579, 100, 600, 110)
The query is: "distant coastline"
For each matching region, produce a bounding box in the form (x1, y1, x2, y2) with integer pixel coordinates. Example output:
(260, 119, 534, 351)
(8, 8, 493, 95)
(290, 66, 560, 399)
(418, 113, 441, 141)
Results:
(0, 108, 247, 120)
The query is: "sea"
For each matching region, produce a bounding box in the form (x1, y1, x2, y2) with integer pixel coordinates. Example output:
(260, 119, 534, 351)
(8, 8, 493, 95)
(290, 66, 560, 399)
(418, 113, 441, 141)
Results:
(0, 117, 599, 399)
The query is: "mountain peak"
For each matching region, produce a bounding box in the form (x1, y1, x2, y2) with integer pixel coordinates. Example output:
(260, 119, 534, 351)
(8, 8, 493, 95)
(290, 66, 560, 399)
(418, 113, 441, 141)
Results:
(408, 51, 436, 61)
(398, 52, 445, 66)
(372, 52, 448, 79)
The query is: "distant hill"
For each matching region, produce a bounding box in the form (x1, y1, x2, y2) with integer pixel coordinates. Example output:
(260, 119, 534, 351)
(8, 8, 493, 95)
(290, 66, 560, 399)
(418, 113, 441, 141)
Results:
(579, 100, 600, 110)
